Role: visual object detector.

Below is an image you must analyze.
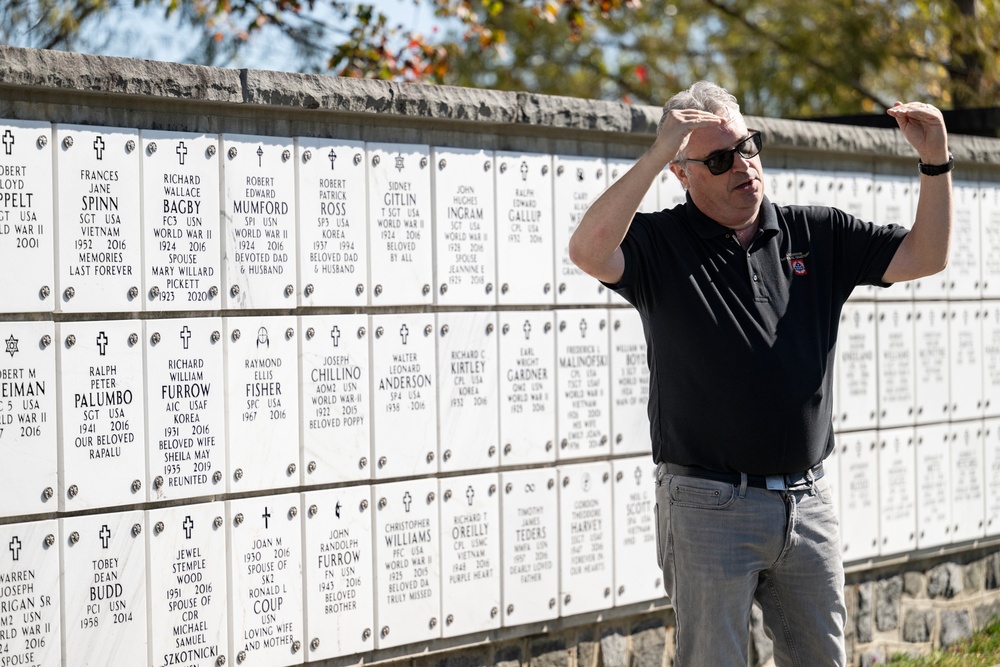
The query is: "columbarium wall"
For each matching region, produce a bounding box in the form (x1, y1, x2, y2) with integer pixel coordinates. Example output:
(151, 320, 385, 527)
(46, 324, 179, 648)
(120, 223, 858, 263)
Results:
(3, 45, 1000, 666)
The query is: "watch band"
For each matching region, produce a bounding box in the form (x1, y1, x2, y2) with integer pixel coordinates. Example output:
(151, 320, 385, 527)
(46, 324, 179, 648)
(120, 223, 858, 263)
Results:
(918, 152, 954, 176)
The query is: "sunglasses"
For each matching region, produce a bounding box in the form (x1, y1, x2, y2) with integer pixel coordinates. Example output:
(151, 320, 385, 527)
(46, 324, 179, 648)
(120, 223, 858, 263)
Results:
(677, 131, 763, 176)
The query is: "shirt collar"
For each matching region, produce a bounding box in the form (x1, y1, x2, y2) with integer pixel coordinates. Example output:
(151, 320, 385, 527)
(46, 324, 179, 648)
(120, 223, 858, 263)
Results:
(685, 193, 778, 240)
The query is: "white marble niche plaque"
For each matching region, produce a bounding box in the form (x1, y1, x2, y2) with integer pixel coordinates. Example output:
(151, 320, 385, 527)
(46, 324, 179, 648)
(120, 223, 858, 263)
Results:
(877, 427, 917, 556)
(301, 486, 375, 661)
(437, 311, 499, 472)
(367, 143, 433, 305)
(296, 137, 369, 307)
(57, 319, 146, 510)
(227, 493, 304, 666)
(766, 168, 797, 206)
(221, 134, 297, 309)
(915, 423, 952, 548)
(224, 316, 300, 493)
(141, 130, 222, 310)
(657, 169, 685, 209)
(439, 473, 501, 637)
(983, 301, 1000, 417)
(553, 155, 608, 305)
(495, 151, 555, 305)
(949, 302, 984, 421)
(145, 317, 226, 501)
(54, 124, 142, 313)
(370, 312, 438, 479)
(608, 159, 658, 213)
(558, 461, 613, 615)
(499, 467, 559, 626)
(950, 422, 985, 543)
(914, 303, 951, 424)
(984, 417, 1000, 536)
(836, 172, 877, 301)
(0, 118, 55, 312)
(0, 320, 58, 517)
(60, 510, 147, 667)
(949, 181, 982, 299)
(0, 519, 61, 667)
(610, 308, 650, 456)
(298, 314, 372, 485)
(837, 431, 880, 561)
(873, 175, 915, 300)
(497, 310, 556, 467)
(836, 303, 878, 430)
(146, 502, 229, 667)
(611, 457, 661, 606)
(876, 302, 915, 428)
(556, 309, 611, 460)
(795, 170, 837, 208)
(432, 147, 496, 305)
(983, 185, 1000, 298)
(373, 478, 442, 648)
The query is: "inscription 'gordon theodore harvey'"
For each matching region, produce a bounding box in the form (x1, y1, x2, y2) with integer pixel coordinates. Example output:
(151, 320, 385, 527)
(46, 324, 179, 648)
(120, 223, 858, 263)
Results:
(55, 125, 142, 313)
(222, 134, 297, 309)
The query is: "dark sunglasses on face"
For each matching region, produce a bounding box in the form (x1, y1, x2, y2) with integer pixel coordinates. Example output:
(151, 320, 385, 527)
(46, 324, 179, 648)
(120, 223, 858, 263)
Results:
(678, 131, 763, 176)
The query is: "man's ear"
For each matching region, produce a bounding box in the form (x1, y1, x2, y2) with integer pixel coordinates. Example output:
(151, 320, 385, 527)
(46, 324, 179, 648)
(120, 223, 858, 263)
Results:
(669, 162, 689, 191)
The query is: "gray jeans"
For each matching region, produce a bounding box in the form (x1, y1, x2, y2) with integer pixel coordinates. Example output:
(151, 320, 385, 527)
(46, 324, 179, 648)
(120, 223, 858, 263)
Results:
(654, 465, 846, 667)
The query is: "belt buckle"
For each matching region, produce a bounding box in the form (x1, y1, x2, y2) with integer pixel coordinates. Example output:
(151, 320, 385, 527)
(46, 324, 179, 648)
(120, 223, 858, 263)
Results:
(765, 474, 787, 491)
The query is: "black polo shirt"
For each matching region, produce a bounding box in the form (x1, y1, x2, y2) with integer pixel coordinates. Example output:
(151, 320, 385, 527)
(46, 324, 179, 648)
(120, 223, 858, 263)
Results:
(607, 195, 907, 475)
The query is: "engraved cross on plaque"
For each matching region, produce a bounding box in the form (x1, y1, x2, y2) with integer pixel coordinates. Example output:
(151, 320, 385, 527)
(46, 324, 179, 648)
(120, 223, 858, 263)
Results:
(520, 161, 529, 181)
(183, 515, 194, 539)
(523, 320, 531, 340)
(176, 141, 188, 166)
(99, 524, 112, 549)
(466, 486, 475, 506)
(93, 136, 106, 160)
(331, 326, 341, 347)
(335, 500, 342, 518)
(256, 145, 264, 167)
(400, 324, 409, 345)
(180, 325, 192, 350)
(8, 536, 21, 561)
(328, 149, 337, 170)
(96, 331, 109, 356)
(402, 491, 412, 512)
(1, 129, 13, 156)
(634, 466, 643, 486)
(262, 507, 271, 529)
(579, 318, 588, 338)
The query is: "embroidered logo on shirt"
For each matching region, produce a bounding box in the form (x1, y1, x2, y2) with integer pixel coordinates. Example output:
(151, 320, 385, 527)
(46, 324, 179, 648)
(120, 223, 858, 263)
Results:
(785, 251, 809, 276)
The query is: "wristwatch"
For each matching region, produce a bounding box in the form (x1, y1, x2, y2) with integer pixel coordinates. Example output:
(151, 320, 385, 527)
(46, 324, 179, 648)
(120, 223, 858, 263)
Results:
(918, 152, 954, 176)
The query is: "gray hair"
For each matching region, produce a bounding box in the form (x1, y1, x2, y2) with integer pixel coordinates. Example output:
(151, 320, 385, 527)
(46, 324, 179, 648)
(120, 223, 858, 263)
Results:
(660, 81, 742, 164)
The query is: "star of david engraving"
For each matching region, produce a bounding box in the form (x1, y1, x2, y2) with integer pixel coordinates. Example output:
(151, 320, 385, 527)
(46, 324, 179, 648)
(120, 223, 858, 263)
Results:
(394, 154, 405, 172)
(5, 335, 17, 357)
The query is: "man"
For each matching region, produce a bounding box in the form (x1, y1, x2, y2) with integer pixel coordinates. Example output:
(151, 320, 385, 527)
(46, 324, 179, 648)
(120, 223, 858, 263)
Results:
(569, 82, 952, 666)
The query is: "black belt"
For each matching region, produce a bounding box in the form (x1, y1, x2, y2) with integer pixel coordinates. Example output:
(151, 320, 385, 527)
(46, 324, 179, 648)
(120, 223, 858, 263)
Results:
(662, 462, 824, 491)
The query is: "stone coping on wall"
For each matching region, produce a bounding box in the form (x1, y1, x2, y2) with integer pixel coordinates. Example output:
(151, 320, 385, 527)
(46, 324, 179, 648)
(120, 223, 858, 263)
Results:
(3, 45, 1000, 168)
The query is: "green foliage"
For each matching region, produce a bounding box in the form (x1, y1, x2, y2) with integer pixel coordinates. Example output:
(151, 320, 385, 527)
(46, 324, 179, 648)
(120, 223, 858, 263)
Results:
(886, 616, 1000, 666)
(1, 0, 998, 114)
